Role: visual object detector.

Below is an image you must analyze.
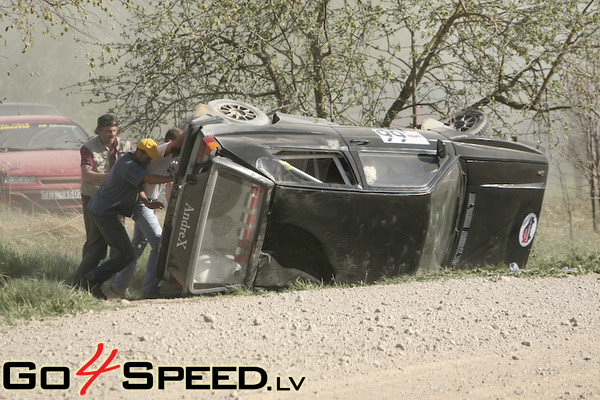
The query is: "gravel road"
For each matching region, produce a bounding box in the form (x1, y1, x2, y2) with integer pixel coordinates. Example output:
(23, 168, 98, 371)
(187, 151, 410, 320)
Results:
(1, 274, 599, 399)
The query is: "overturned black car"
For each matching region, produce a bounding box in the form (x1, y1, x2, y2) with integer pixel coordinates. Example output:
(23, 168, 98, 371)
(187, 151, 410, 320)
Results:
(157, 100, 547, 295)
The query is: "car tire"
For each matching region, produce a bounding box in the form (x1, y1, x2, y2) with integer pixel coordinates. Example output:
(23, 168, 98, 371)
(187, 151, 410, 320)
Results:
(207, 99, 270, 125)
(445, 110, 491, 136)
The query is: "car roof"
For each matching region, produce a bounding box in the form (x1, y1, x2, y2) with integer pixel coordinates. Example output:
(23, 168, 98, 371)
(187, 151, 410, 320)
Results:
(193, 104, 545, 161)
(202, 112, 448, 153)
(0, 103, 62, 116)
(0, 115, 74, 123)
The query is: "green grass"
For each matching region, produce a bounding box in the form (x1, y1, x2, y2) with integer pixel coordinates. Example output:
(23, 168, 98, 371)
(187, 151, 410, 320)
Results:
(0, 241, 79, 281)
(0, 278, 101, 324)
(0, 192, 599, 323)
(0, 205, 147, 323)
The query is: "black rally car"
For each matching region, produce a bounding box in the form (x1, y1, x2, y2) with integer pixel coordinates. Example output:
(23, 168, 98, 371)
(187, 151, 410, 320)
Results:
(157, 99, 547, 295)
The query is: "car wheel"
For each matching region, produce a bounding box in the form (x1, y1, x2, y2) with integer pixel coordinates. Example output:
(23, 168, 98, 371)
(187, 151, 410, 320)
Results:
(445, 110, 490, 136)
(207, 99, 269, 125)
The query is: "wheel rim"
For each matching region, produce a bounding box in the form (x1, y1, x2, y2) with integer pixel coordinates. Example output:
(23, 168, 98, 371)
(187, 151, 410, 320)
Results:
(453, 115, 477, 131)
(218, 103, 258, 121)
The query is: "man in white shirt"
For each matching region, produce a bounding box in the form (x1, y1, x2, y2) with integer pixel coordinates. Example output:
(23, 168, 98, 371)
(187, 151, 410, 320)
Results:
(110, 128, 184, 299)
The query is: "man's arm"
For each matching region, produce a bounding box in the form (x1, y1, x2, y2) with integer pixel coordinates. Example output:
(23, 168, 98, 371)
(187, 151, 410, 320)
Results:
(165, 182, 173, 201)
(142, 174, 173, 185)
(80, 145, 109, 184)
(162, 132, 186, 157)
(138, 188, 164, 210)
(81, 165, 109, 183)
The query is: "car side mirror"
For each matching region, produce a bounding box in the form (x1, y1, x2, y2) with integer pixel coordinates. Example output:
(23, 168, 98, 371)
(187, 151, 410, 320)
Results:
(436, 140, 447, 158)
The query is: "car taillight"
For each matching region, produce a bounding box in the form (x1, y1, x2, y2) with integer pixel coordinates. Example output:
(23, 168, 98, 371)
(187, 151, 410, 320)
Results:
(196, 137, 220, 163)
(234, 185, 264, 264)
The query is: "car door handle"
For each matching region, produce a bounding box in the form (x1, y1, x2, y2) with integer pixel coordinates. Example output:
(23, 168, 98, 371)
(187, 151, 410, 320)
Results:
(349, 139, 369, 145)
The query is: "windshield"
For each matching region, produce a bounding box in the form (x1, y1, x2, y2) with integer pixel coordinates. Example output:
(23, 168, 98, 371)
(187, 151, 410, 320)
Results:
(358, 152, 440, 188)
(0, 121, 89, 150)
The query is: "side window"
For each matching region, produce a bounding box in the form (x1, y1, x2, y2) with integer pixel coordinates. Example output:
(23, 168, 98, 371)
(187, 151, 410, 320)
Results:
(358, 152, 440, 188)
(257, 151, 356, 186)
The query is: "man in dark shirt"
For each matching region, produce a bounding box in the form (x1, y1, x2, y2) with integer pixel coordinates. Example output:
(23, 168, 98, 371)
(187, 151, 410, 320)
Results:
(76, 138, 173, 300)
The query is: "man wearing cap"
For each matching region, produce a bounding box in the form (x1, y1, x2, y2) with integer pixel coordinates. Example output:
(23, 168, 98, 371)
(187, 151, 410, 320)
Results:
(73, 114, 131, 286)
(80, 114, 131, 204)
(111, 128, 185, 299)
(75, 138, 173, 300)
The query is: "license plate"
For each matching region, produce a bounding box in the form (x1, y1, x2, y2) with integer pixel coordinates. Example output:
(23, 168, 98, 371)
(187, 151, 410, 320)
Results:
(41, 189, 81, 200)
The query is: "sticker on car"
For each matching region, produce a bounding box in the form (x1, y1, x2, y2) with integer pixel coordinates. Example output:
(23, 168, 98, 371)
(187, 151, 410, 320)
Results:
(519, 213, 537, 247)
(372, 129, 430, 145)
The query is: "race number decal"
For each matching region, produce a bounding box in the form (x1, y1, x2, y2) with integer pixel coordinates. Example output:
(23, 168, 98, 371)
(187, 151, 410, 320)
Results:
(519, 213, 538, 247)
(372, 129, 430, 145)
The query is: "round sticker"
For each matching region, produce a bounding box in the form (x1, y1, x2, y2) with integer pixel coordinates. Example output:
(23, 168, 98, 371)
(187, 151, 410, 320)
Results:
(519, 213, 538, 247)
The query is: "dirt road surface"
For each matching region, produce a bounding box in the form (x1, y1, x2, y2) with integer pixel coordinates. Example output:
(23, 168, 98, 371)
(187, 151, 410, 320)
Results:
(1, 274, 599, 399)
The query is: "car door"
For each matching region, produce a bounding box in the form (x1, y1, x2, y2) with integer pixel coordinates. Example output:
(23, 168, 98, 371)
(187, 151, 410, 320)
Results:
(158, 137, 274, 295)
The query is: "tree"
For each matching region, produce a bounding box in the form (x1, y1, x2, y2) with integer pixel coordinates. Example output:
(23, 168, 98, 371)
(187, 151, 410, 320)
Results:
(76, 0, 388, 134)
(555, 41, 600, 232)
(76, 0, 600, 136)
(379, 0, 600, 128)
(0, 0, 138, 75)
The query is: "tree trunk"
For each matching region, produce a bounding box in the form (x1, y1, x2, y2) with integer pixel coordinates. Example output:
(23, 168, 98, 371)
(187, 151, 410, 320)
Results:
(591, 175, 598, 234)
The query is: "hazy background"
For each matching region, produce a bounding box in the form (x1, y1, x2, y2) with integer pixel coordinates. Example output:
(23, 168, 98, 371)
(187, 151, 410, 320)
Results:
(0, 9, 581, 209)
(1, 18, 120, 138)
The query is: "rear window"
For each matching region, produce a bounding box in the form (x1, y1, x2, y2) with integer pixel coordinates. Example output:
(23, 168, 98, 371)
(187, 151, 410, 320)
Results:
(358, 152, 440, 188)
(192, 170, 264, 287)
(0, 122, 88, 151)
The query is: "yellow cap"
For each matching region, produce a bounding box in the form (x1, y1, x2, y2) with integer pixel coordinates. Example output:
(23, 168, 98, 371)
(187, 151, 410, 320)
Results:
(137, 138, 162, 159)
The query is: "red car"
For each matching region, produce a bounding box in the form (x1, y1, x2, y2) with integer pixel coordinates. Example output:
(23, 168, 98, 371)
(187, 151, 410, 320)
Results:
(0, 114, 89, 210)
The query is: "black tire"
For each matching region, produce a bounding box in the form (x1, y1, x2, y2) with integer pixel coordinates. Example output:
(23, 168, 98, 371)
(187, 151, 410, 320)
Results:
(445, 110, 491, 136)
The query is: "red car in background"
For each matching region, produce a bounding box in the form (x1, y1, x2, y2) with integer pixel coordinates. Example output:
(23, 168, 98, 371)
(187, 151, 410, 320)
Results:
(0, 114, 89, 210)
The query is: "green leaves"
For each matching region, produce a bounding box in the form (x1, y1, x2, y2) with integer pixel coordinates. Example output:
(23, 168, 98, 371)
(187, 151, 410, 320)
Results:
(59, 0, 600, 134)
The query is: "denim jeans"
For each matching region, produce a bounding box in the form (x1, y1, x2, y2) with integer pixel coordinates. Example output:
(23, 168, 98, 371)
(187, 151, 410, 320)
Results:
(84, 211, 136, 284)
(111, 202, 162, 295)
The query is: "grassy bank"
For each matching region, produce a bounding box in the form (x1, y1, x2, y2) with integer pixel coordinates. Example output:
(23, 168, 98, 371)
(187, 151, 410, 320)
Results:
(0, 205, 148, 323)
(0, 193, 599, 323)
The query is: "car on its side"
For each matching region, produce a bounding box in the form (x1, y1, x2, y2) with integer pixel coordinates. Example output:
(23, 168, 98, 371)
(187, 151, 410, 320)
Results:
(157, 100, 548, 295)
(0, 114, 89, 210)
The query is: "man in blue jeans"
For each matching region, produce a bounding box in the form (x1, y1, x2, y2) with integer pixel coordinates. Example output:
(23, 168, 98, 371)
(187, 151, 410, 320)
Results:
(77, 138, 173, 300)
(110, 128, 184, 299)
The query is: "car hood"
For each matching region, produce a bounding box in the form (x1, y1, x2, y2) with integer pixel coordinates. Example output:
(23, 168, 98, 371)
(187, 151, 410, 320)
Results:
(0, 149, 80, 176)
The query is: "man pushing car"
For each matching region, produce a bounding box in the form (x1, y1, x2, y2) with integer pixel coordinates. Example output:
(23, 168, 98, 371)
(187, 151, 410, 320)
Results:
(74, 138, 173, 300)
